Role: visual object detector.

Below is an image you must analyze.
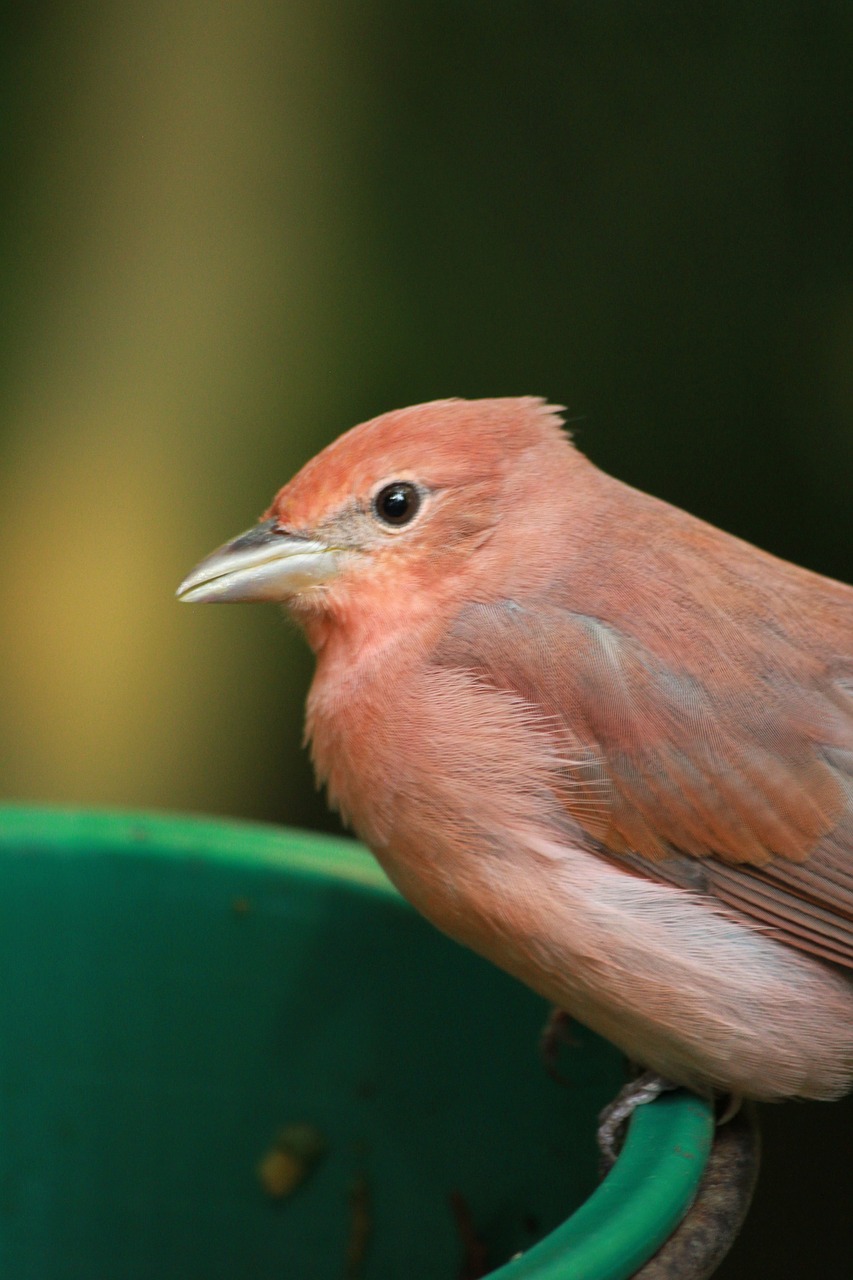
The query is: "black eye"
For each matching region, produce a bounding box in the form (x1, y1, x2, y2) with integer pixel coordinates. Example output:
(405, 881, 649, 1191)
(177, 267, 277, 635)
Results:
(373, 482, 421, 527)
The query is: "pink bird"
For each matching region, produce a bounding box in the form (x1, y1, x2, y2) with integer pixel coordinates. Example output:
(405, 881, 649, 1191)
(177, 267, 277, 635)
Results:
(178, 398, 853, 1105)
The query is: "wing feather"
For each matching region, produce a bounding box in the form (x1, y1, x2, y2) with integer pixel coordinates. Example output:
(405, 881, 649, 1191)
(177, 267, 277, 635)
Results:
(435, 597, 853, 966)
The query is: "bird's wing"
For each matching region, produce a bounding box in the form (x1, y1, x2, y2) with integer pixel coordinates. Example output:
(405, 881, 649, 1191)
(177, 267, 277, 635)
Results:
(435, 600, 853, 967)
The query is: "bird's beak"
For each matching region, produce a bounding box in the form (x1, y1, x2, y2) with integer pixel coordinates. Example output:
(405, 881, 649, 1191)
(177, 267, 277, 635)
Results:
(176, 518, 340, 603)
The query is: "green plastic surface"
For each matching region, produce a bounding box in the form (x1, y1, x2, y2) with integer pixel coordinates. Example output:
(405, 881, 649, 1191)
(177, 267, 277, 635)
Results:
(0, 806, 713, 1278)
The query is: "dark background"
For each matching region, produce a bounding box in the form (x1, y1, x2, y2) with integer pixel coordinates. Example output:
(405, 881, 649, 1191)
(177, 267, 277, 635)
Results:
(1, 4, 851, 1275)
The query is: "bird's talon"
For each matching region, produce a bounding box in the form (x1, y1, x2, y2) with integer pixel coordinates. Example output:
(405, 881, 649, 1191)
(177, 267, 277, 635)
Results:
(716, 1091, 743, 1126)
(597, 1071, 678, 1169)
(539, 1007, 575, 1085)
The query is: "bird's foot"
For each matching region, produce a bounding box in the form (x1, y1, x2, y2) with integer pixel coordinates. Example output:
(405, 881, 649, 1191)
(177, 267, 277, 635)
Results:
(715, 1091, 742, 1126)
(539, 1007, 576, 1085)
(597, 1071, 678, 1170)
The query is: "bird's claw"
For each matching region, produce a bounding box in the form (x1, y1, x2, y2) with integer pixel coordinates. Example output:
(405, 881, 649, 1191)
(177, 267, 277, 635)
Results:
(539, 1007, 575, 1085)
(597, 1071, 678, 1169)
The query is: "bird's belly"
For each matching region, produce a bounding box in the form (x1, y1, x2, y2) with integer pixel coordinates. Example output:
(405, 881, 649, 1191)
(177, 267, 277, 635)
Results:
(308, 660, 853, 1101)
(373, 823, 853, 1101)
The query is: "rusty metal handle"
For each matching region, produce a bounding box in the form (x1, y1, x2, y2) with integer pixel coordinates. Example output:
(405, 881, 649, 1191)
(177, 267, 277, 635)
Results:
(632, 1103, 761, 1279)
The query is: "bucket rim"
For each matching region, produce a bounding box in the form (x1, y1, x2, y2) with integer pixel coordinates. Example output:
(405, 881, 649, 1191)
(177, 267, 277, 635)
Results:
(0, 802, 714, 1278)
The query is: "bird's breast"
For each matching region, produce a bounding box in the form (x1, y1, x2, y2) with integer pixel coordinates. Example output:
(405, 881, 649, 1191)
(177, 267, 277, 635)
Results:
(304, 649, 853, 1100)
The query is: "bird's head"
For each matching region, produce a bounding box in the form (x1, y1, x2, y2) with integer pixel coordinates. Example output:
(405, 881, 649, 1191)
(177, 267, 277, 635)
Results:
(177, 397, 573, 650)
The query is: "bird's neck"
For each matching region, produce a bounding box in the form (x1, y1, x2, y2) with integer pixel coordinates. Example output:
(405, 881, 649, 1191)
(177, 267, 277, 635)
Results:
(303, 618, 436, 843)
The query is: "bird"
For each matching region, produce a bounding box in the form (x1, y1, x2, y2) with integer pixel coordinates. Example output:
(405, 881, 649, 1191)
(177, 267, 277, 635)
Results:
(177, 397, 853, 1105)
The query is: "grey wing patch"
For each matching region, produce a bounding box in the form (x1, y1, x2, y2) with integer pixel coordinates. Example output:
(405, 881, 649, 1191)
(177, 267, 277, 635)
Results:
(438, 597, 853, 969)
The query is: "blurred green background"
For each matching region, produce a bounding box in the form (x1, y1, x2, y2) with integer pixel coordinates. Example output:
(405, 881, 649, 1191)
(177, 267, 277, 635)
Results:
(1, 3, 851, 1276)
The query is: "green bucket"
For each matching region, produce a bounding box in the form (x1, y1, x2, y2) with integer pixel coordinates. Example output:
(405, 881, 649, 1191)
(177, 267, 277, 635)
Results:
(0, 806, 712, 1279)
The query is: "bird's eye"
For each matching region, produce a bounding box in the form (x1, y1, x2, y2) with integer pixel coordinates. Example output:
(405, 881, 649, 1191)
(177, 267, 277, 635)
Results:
(373, 482, 421, 527)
